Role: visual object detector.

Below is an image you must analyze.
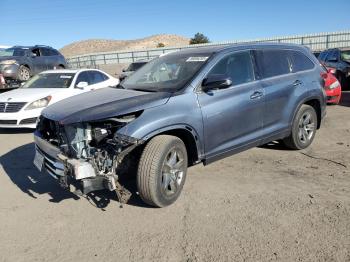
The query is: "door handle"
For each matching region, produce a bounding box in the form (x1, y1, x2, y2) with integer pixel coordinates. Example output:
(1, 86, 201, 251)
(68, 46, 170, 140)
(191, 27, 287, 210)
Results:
(250, 91, 263, 100)
(293, 80, 302, 87)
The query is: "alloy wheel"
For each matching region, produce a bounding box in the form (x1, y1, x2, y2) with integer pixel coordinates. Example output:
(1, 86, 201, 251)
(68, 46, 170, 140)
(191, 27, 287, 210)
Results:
(161, 148, 185, 196)
(298, 112, 315, 143)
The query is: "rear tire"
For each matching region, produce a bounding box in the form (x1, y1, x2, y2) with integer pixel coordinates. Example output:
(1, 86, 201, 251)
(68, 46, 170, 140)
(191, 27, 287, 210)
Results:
(283, 105, 317, 150)
(17, 65, 30, 81)
(137, 135, 188, 207)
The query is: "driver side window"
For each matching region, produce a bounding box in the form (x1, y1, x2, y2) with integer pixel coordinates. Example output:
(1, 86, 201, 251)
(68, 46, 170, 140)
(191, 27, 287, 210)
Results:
(208, 51, 255, 86)
(31, 48, 41, 57)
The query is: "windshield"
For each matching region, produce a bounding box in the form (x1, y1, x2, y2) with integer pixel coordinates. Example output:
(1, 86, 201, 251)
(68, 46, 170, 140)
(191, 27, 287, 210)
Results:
(127, 62, 147, 71)
(122, 52, 212, 92)
(22, 73, 75, 88)
(341, 50, 350, 61)
(0, 48, 26, 57)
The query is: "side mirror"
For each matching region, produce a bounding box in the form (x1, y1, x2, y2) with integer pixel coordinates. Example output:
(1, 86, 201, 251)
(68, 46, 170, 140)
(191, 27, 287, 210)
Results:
(76, 81, 88, 89)
(202, 74, 232, 92)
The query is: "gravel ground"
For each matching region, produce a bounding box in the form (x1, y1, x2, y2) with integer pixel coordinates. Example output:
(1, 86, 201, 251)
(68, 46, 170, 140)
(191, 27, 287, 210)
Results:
(0, 92, 349, 262)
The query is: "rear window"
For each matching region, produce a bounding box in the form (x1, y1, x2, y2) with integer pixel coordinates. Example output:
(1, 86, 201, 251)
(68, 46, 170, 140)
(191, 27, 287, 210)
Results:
(127, 62, 147, 71)
(255, 49, 290, 78)
(326, 50, 338, 62)
(318, 51, 327, 61)
(289, 51, 314, 72)
(89, 71, 108, 84)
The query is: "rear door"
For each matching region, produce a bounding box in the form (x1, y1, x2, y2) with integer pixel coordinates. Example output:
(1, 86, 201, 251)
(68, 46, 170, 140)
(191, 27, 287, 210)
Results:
(30, 48, 47, 74)
(197, 50, 264, 158)
(254, 49, 316, 139)
(39, 48, 56, 70)
(253, 49, 299, 137)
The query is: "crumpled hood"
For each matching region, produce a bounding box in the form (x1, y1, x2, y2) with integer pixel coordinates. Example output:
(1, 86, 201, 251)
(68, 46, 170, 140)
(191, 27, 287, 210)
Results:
(42, 87, 171, 124)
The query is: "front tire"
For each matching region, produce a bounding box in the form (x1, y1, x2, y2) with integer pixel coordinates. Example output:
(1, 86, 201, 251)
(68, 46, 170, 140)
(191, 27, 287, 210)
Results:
(283, 105, 317, 150)
(137, 135, 188, 207)
(17, 65, 31, 81)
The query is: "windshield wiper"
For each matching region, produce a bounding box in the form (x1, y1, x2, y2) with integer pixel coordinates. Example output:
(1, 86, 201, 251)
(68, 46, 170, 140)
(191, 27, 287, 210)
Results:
(131, 88, 158, 92)
(116, 84, 125, 89)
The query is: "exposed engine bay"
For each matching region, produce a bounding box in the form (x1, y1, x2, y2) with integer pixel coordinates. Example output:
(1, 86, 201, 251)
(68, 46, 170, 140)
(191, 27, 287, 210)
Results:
(36, 112, 144, 205)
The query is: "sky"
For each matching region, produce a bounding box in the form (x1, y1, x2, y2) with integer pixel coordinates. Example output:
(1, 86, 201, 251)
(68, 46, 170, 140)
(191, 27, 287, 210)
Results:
(1, 0, 349, 49)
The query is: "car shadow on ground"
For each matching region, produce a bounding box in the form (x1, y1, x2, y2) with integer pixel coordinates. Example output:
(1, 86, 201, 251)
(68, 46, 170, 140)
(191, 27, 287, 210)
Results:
(0, 142, 78, 202)
(339, 91, 350, 107)
(0, 142, 150, 209)
(0, 128, 34, 134)
(258, 140, 291, 151)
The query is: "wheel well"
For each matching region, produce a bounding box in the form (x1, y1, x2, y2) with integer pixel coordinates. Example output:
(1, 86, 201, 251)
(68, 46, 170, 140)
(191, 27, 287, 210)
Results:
(304, 99, 321, 129)
(58, 64, 65, 68)
(157, 128, 199, 167)
(22, 64, 30, 70)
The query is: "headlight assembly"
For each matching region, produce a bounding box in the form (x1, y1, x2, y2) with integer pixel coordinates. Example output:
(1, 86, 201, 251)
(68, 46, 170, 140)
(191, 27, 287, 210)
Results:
(0, 60, 18, 65)
(328, 81, 340, 90)
(25, 96, 52, 110)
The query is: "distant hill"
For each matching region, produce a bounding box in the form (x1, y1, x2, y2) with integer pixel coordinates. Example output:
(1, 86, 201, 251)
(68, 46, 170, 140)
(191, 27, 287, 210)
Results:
(60, 34, 190, 57)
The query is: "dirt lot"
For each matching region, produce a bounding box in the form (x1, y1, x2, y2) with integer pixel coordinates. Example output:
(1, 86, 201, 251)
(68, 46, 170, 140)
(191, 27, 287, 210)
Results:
(0, 92, 349, 262)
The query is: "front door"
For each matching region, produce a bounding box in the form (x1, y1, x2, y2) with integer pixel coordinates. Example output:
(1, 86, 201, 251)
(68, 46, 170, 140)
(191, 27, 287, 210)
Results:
(197, 51, 264, 158)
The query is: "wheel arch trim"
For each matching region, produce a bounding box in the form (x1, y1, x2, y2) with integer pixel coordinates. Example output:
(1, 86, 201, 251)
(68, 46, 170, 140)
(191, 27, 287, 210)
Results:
(141, 124, 204, 164)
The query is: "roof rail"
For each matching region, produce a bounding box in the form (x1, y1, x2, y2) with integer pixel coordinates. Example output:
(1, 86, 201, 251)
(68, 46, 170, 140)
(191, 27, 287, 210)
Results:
(34, 45, 52, 48)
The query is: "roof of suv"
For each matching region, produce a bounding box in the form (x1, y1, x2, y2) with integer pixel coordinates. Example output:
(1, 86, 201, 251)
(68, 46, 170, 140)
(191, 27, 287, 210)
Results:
(11, 45, 55, 49)
(167, 42, 310, 56)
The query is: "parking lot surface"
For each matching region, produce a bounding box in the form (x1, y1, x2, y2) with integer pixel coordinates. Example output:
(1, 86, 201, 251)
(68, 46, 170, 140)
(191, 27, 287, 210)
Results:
(0, 92, 349, 262)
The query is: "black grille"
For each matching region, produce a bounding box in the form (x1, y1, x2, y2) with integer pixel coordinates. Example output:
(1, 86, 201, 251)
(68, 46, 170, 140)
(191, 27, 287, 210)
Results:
(0, 102, 27, 113)
(20, 117, 37, 125)
(0, 120, 17, 125)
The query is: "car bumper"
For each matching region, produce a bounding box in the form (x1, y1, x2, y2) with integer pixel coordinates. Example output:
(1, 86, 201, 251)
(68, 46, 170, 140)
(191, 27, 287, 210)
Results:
(0, 64, 19, 79)
(326, 87, 342, 104)
(34, 131, 109, 194)
(0, 108, 42, 128)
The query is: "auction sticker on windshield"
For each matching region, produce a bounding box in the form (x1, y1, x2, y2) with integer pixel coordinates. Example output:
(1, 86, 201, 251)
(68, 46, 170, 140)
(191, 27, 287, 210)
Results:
(60, 75, 72, 78)
(186, 57, 209, 62)
(33, 150, 44, 171)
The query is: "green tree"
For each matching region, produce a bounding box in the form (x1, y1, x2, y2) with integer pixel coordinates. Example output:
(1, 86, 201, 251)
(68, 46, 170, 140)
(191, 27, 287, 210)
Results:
(157, 42, 165, 48)
(189, 33, 210, 45)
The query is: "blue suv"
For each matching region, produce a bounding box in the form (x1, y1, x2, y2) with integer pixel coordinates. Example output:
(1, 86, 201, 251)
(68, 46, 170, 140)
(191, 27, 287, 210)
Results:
(34, 43, 326, 207)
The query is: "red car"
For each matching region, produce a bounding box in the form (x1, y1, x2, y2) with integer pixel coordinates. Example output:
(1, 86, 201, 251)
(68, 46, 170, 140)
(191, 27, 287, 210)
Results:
(322, 67, 342, 104)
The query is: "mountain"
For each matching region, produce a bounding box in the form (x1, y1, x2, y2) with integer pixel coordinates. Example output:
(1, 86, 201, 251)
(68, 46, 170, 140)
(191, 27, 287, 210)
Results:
(60, 34, 190, 57)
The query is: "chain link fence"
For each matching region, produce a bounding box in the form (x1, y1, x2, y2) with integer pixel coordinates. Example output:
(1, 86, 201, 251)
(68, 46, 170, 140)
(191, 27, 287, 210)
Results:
(66, 31, 350, 69)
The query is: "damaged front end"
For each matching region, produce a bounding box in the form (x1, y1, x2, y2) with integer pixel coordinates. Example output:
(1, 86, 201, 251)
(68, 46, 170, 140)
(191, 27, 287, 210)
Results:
(34, 113, 144, 204)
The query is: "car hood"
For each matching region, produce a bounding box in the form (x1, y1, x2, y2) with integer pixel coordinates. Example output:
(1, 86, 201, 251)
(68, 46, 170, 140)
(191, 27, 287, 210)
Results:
(42, 87, 171, 124)
(0, 88, 67, 103)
